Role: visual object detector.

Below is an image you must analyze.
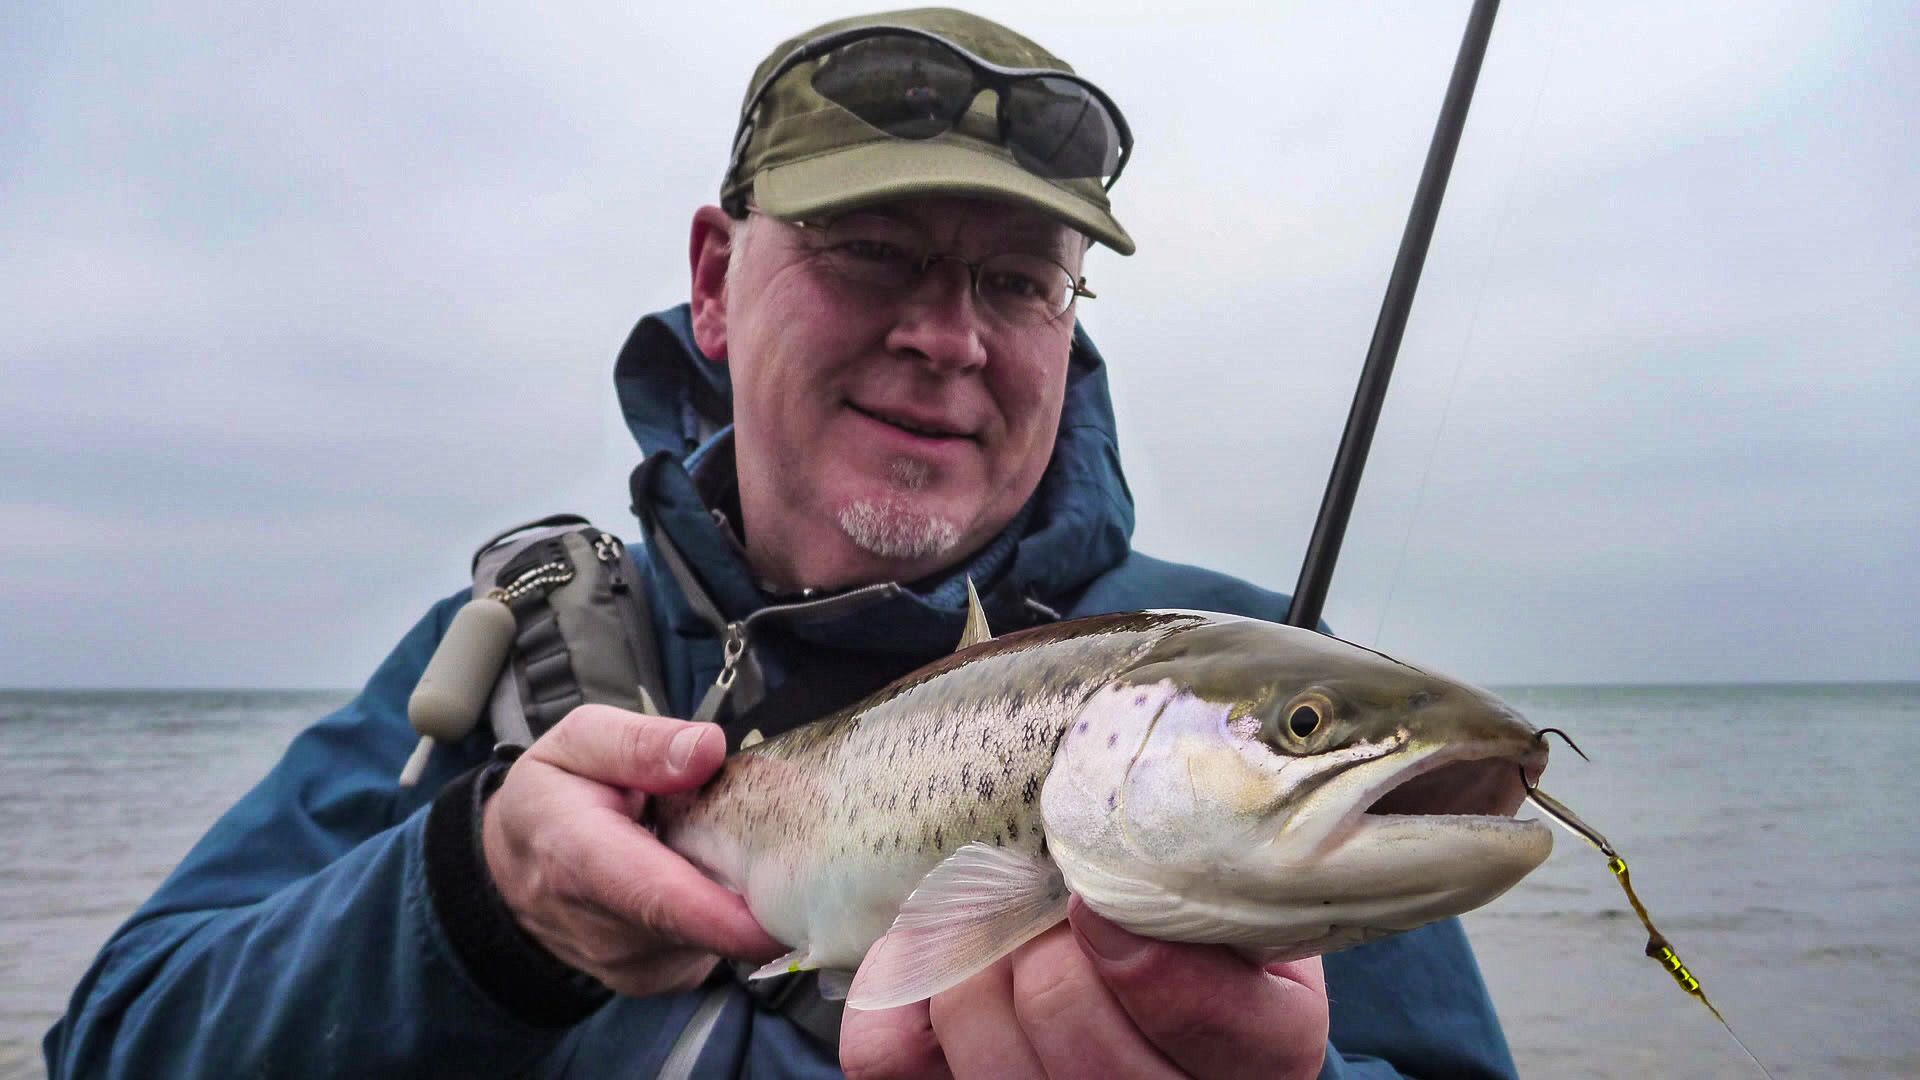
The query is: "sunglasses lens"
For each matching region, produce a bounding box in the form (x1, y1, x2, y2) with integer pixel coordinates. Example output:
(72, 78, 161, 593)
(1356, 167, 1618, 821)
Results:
(1003, 76, 1121, 180)
(811, 37, 975, 140)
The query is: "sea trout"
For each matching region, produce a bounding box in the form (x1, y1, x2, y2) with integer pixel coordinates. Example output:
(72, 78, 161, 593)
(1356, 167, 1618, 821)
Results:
(655, 602, 1551, 1010)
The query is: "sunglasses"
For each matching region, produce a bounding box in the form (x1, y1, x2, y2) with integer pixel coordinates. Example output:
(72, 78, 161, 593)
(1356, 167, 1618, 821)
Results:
(723, 25, 1133, 214)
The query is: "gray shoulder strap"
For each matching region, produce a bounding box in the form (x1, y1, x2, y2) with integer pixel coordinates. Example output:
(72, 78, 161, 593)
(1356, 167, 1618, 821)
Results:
(474, 522, 584, 747)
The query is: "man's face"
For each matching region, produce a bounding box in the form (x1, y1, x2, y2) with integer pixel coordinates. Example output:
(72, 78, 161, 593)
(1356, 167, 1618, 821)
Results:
(692, 197, 1083, 592)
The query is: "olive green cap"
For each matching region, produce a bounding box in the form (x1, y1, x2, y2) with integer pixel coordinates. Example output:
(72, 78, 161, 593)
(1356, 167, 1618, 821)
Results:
(723, 7, 1135, 255)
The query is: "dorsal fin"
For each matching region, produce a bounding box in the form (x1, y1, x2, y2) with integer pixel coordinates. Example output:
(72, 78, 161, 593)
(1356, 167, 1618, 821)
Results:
(957, 577, 994, 650)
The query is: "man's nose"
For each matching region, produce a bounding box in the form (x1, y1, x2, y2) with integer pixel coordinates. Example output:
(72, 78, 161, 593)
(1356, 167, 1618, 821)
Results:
(886, 259, 989, 374)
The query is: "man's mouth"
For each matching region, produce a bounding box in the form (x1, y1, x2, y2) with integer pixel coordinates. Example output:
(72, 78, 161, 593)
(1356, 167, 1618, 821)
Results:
(848, 402, 973, 440)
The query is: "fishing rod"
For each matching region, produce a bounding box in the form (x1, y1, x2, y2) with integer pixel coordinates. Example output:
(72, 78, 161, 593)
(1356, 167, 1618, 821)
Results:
(1286, 0, 1501, 631)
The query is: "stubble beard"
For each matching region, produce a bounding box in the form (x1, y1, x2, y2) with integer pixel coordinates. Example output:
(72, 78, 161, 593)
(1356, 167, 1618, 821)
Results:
(835, 458, 963, 562)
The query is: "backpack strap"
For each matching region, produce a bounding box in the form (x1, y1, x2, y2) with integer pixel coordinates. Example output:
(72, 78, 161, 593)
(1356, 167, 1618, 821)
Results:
(468, 512, 844, 1046)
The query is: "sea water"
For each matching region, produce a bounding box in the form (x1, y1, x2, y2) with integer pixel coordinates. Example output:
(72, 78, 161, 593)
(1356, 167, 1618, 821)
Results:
(2, 684, 1915, 1079)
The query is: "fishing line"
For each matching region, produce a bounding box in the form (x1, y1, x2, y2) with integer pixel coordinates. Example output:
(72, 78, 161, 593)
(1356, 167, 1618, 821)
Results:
(1370, 5, 1566, 649)
(1520, 739, 1780, 1080)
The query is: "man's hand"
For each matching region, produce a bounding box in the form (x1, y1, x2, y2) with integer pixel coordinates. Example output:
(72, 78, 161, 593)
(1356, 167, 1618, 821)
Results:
(480, 704, 785, 998)
(841, 897, 1329, 1080)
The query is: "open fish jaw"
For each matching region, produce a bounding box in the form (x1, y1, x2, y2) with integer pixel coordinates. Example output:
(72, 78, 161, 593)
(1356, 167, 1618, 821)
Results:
(1041, 619, 1554, 954)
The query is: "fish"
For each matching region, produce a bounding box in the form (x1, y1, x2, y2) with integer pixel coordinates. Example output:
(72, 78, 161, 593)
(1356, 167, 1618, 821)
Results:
(654, 596, 1552, 1011)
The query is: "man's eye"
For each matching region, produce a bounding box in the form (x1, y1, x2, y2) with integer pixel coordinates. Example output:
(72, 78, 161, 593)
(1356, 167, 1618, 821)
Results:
(836, 239, 913, 263)
(981, 269, 1047, 300)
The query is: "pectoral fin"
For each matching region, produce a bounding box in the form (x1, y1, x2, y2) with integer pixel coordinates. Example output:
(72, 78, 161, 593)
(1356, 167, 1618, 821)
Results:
(845, 843, 1068, 1011)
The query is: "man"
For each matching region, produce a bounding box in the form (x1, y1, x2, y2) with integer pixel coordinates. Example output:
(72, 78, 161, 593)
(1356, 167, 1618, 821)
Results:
(47, 9, 1519, 1078)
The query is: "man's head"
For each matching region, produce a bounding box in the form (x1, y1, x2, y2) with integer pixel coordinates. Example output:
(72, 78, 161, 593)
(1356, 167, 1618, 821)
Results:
(688, 8, 1133, 593)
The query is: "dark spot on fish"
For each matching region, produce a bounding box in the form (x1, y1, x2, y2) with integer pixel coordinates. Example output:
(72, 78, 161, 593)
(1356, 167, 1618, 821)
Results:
(873, 837, 884, 854)
(934, 828, 945, 850)
(1076, 721, 1089, 734)
(1134, 691, 1149, 706)
(909, 791, 920, 811)
(977, 775, 996, 800)
(1022, 776, 1041, 804)
(1008, 818, 1020, 840)
(1106, 732, 1119, 749)
(1106, 792, 1118, 811)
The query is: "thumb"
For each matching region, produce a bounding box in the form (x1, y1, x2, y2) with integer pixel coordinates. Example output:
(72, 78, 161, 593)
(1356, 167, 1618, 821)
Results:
(530, 704, 727, 794)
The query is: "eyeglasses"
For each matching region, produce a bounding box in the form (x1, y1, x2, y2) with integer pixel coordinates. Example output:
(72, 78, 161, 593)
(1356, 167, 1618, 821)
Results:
(723, 25, 1133, 211)
(779, 211, 1095, 325)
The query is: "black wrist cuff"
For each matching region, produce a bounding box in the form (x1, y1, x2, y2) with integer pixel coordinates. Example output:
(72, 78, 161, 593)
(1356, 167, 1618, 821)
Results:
(424, 744, 615, 1027)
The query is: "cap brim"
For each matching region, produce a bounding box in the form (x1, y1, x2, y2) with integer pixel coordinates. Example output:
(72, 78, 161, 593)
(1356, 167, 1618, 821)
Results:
(753, 138, 1135, 256)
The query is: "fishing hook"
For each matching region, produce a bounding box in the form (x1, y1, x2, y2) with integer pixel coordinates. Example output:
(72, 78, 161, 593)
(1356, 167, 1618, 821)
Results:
(1519, 726, 1587, 795)
(1536, 726, 1589, 762)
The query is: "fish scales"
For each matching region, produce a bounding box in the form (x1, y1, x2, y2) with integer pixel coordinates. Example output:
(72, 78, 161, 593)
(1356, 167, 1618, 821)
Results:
(656, 613, 1194, 966)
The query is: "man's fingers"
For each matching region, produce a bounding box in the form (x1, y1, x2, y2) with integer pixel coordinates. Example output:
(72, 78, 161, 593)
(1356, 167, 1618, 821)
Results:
(840, 999, 953, 1080)
(530, 704, 726, 792)
(928, 959, 1045, 1079)
(563, 807, 784, 962)
(593, 948, 720, 1000)
(1067, 899, 1329, 1080)
(1008, 923, 1177, 1079)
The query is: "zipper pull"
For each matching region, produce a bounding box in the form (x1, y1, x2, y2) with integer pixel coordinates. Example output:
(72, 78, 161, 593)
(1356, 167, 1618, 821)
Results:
(691, 622, 746, 726)
(593, 533, 629, 593)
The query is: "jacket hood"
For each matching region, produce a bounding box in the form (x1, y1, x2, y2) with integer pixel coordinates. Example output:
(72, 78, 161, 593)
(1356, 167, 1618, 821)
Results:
(613, 304, 1135, 652)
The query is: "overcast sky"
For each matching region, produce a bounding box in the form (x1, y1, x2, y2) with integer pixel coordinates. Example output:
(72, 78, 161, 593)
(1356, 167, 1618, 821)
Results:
(4, 1, 1914, 688)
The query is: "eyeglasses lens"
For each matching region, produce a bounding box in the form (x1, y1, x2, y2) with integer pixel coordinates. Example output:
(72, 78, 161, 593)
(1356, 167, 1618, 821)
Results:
(809, 35, 1122, 183)
(1003, 76, 1122, 180)
(811, 38, 975, 139)
(819, 215, 1077, 324)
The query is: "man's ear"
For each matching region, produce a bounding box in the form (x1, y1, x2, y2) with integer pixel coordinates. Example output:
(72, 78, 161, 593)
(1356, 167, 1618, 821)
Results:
(689, 205, 735, 363)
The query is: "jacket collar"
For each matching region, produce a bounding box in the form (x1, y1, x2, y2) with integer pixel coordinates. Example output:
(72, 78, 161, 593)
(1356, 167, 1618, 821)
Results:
(615, 304, 1135, 653)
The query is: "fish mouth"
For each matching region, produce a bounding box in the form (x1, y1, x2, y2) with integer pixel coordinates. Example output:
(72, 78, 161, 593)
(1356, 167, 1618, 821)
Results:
(1351, 739, 1547, 830)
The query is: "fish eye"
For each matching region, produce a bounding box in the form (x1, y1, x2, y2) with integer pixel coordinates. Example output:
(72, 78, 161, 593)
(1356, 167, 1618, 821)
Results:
(1257, 691, 1336, 752)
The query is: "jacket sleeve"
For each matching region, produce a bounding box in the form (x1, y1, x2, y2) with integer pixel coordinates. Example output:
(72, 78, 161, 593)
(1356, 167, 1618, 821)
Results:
(42, 594, 582, 1078)
(1315, 919, 1520, 1079)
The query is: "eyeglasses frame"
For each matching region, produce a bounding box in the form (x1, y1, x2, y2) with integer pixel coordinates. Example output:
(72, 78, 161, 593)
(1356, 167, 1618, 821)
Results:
(778, 212, 1098, 325)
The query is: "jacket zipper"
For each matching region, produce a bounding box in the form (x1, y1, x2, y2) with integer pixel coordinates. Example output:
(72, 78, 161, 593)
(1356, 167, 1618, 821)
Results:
(591, 532, 668, 715)
(690, 582, 902, 726)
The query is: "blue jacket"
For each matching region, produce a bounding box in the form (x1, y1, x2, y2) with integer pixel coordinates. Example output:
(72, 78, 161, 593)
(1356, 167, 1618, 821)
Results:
(46, 307, 1518, 1078)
